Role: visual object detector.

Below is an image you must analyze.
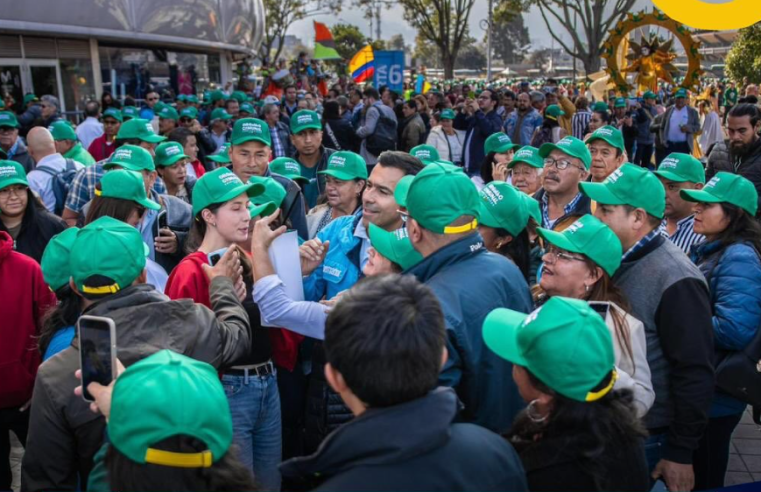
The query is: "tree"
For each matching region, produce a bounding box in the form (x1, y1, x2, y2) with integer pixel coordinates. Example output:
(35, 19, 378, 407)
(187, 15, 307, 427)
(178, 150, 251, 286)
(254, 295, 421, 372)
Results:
(388, 34, 407, 52)
(332, 23, 371, 60)
(726, 23, 761, 84)
(529, 48, 552, 70)
(490, 14, 530, 65)
(413, 34, 440, 68)
(259, 0, 342, 62)
(455, 39, 487, 71)
(393, 0, 478, 79)
(530, 0, 636, 74)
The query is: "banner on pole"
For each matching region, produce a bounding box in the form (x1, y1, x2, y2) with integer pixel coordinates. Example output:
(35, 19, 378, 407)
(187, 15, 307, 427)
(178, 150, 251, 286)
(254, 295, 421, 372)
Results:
(373, 51, 404, 93)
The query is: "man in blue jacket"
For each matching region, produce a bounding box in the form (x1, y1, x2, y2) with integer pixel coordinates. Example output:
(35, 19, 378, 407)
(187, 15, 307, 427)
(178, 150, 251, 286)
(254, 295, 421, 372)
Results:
(403, 162, 533, 434)
(454, 88, 503, 177)
(280, 275, 528, 491)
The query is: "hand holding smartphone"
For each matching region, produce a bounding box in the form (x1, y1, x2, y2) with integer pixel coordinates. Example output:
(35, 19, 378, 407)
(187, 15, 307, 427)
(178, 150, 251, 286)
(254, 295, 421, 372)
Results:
(78, 316, 117, 402)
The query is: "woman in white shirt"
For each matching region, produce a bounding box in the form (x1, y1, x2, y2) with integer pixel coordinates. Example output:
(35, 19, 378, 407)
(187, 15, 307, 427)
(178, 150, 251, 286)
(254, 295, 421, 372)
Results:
(426, 109, 465, 165)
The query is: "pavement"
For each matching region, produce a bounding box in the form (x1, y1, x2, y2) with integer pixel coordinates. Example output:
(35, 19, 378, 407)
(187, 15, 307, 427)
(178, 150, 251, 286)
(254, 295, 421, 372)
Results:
(726, 406, 761, 487)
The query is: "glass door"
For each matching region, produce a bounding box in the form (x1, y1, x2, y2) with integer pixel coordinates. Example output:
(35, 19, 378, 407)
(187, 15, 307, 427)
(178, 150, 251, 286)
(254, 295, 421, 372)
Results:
(0, 60, 24, 110)
(26, 60, 65, 112)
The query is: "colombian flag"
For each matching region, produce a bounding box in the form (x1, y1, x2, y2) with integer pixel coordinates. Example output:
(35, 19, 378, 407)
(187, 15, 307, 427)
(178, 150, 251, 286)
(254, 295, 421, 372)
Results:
(349, 45, 375, 83)
(415, 74, 431, 94)
(313, 22, 342, 60)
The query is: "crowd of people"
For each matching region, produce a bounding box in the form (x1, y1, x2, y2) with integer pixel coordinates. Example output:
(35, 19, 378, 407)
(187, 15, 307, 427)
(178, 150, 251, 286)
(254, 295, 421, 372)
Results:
(1, 72, 761, 492)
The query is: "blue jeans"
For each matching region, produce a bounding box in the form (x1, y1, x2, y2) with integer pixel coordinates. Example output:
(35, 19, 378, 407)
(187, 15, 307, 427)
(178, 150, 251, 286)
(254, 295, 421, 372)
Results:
(222, 371, 282, 492)
(645, 433, 669, 492)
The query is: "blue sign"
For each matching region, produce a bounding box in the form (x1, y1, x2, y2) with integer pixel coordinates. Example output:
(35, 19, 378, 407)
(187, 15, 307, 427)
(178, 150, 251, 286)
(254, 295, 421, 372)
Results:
(373, 51, 405, 93)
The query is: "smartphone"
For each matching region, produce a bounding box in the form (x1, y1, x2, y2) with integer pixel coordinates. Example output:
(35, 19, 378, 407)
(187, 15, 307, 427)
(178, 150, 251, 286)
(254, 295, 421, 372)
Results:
(207, 247, 228, 266)
(588, 301, 611, 320)
(78, 315, 117, 402)
(154, 210, 168, 238)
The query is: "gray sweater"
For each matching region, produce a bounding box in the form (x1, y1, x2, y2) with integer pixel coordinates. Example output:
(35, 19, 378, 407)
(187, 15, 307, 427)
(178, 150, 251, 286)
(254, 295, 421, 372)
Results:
(614, 235, 714, 464)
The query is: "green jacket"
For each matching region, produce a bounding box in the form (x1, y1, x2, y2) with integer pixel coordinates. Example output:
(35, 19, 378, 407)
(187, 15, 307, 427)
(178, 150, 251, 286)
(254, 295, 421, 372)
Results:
(86, 443, 110, 491)
(64, 142, 96, 166)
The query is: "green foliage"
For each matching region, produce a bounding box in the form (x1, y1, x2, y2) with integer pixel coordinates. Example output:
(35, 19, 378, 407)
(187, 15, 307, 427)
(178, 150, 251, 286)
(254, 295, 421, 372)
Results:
(455, 39, 487, 70)
(490, 14, 530, 64)
(332, 23, 371, 60)
(726, 23, 761, 84)
(259, 0, 343, 62)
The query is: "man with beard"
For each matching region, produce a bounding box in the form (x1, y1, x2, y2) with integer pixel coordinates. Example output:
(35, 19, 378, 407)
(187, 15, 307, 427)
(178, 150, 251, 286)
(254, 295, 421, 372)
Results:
(706, 103, 761, 214)
(534, 136, 592, 229)
(504, 92, 542, 147)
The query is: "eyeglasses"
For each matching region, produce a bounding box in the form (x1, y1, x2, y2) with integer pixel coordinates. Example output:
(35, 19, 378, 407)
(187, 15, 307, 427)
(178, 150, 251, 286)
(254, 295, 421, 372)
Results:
(180, 118, 192, 123)
(147, 97, 159, 101)
(0, 185, 27, 199)
(397, 209, 409, 223)
(544, 246, 585, 263)
(543, 158, 584, 171)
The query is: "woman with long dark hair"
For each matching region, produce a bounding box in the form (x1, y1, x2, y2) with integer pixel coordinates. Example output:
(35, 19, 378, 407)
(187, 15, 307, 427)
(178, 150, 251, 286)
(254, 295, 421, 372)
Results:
(477, 132, 519, 189)
(530, 104, 567, 148)
(38, 227, 80, 360)
(483, 296, 649, 491)
(477, 182, 533, 282)
(681, 172, 761, 490)
(534, 214, 654, 417)
(321, 100, 358, 152)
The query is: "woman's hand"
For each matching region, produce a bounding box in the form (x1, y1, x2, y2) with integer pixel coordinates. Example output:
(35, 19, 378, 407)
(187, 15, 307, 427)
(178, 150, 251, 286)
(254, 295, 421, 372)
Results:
(492, 161, 509, 182)
(251, 210, 287, 253)
(202, 247, 242, 282)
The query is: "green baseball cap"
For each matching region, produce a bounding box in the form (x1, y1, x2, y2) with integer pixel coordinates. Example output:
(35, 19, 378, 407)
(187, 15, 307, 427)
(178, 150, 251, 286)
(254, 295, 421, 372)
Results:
(675, 88, 688, 99)
(394, 175, 414, 208)
(545, 104, 566, 119)
(41, 227, 80, 291)
(179, 107, 198, 120)
(318, 151, 368, 181)
(186, 95, 199, 104)
(368, 224, 423, 271)
(157, 106, 179, 121)
(508, 146, 542, 169)
(154, 142, 190, 167)
(290, 110, 322, 134)
(643, 91, 657, 100)
(210, 90, 227, 102)
(592, 101, 610, 113)
(410, 144, 440, 164)
(239, 103, 255, 115)
(177, 94, 187, 102)
(539, 136, 592, 170)
(478, 182, 530, 237)
(654, 153, 706, 184)
(681, 171, 759, 216)
(50, 121, 77, 141)
(98, 169, 161, 211)
(522, 192, 541, 224)
(248, 176, 286, 217)
(483, 296, 617, 403)
(153, 101, 168, 114)
(116, 118, 166, 143)
(587, 125, 624, 152)
(439, 108, 456, 120)
(207, 143, 231, 164)
(104, 144, 156, 172)
(484, 133, 519, 155)
(406, 162, 480, 234)
(0, 111, 19, 129)
(121, 106, 139, 120)
(231, 90, 249, 103)
(614, 97, 627, 108)
(0, 160, 29, 190)
(103, 108, 123, 122)
(231, 118, 271, 147)
(109, 350, 233, 467)
(192, 167, 265, 216)
(537, 214, 622, 276)
(270, 157, 308, 184)
(70, 216, 146, 294)
(23, 94, 38, 105)
(579, 163, 666, 219)
(211, 108, 233, 122)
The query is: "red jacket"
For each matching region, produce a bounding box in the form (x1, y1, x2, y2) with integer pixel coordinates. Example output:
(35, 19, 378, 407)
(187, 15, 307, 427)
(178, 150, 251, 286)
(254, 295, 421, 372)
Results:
(0, 231, 56, 408)
(87, 134, 117, 163)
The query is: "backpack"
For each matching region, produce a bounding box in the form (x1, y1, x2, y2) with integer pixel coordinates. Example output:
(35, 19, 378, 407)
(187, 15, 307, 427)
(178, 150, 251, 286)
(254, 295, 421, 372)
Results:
(36, 158, 78, 216)
(365, 107, 398, 156)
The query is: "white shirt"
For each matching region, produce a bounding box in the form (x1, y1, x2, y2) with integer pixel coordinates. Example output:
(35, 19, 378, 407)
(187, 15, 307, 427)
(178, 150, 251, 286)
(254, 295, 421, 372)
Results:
(667, 106, 689, 143)
(75, 117, 104, 150)
(446, 133, 463, 164)
(27, 153, 84, 212)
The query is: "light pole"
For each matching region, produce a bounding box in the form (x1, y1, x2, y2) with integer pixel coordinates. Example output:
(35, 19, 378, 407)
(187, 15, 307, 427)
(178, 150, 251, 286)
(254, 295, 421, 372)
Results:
(480, 0, 494, 82)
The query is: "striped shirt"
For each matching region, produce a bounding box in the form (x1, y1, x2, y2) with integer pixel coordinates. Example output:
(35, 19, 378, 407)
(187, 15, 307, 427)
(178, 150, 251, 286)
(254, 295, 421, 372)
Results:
(622, 227, 661, 261)
(541, 192, 583, 230)
(572, 110, 592, 140)
(663, 215, 705, 254)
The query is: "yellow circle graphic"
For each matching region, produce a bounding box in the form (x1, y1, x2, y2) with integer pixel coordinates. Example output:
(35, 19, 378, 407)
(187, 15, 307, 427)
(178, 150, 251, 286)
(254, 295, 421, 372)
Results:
(602, 10, 703, 95)
(652, 0, 761, 30)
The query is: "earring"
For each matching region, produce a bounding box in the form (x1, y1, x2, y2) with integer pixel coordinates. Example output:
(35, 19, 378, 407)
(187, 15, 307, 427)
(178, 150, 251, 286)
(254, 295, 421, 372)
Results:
(527, 400, 548, 423)
(585, 284, 590, 293)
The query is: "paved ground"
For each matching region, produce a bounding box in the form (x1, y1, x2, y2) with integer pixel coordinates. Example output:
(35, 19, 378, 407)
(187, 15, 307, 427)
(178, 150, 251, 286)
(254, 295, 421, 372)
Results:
(726, 406, 761, 487)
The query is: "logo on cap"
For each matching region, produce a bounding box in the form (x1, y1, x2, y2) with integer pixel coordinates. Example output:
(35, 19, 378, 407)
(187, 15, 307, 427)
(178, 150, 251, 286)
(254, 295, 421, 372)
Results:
(605, 168, 624, 184)
(522, 307, 542, 327)
(144, 124, 154, 133)
(220, 172, 243, 187)
(498, 135, 511, 143)
(297, 114, 314, 124)
(660, 157, 679, 169)
(0, 167, 18, 177)
(285, 162, 300, 173)
(557, 137, 574, 147)
(242, 122, 262, 134)
(165, 146, 181, 156)
(114, 148, 133, 160)
(515, 149, 533, 159)
(0, 114, 10, 120)
(330, 156, 346, 168)
(596, 127, 614, 137)
(566, 221, 585, 235)
(415, 150, 432, 159)
(482, 183, 504, 205)
(393, 228, 411, 240)
(706, 176, 720, 189)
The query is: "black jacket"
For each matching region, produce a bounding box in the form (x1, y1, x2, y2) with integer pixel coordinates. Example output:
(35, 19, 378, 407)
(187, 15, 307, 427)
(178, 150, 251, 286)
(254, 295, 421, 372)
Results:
(21, 279, 251, 492)
(322, 117, 360, 153)
(8, 138, 35, 173)
(0, 194, 65, 263)
(706, 138, 761, 214)
(281, 388, 528, 492)
(453, 109, 503, 176)
(514, 432, 649, 491)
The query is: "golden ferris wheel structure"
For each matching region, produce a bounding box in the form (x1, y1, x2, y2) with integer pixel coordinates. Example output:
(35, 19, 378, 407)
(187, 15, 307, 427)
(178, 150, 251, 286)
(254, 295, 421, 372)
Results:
(602, 10, 703, 96)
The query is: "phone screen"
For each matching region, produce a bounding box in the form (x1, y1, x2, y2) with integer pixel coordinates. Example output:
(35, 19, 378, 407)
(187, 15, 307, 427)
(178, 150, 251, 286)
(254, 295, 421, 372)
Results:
(588, 302, 611, 320)
(78, 317, 115, 402)
(207, 247, 228, 267)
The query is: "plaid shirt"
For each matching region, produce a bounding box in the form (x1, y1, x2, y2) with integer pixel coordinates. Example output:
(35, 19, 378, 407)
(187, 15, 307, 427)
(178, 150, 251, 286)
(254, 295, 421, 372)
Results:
(621, 227, 661, 261)
(270, 126, 285, 158)
(65, 159, 166, 213)
(541, 192, 583, 229)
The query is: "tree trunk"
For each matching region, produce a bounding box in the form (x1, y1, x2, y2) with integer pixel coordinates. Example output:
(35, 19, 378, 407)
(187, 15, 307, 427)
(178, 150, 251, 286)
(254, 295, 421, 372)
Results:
(584, 53, 602, 76)
(443, 51, 455, 79)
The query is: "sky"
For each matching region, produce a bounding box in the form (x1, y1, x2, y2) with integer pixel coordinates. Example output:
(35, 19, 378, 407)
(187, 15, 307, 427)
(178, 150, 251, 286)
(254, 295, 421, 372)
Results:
(291, 0, 659, 50)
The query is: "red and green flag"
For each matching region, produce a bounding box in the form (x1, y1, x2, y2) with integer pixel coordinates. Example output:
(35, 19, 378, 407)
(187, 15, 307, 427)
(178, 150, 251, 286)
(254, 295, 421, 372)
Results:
(313, 21, 342, 60)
